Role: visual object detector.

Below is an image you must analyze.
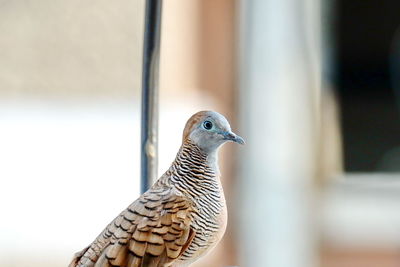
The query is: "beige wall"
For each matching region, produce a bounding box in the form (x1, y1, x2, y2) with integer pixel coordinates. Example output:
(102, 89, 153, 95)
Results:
(0, 0, 144, 101)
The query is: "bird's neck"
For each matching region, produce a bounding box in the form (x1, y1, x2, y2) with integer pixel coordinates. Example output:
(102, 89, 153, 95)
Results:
(179, 140, 219, 172)
(161, 140, 223, 198)
(167, 140, 220, 182)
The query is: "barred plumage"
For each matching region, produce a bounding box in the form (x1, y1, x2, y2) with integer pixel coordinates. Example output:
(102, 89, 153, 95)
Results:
(166, 142, 225, 262)
(69, 111, 244, 267)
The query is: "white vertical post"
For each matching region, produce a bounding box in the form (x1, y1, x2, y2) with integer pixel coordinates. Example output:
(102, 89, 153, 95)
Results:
(237, 0, 321, 267)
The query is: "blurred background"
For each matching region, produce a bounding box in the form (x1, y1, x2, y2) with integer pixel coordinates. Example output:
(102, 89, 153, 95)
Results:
(1, 0, 400, 266)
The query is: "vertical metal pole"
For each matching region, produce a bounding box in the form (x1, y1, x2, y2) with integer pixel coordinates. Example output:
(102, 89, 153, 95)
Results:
(141, 0, 162, 193)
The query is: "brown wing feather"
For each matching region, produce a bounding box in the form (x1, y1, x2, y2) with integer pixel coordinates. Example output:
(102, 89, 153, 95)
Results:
(69, 246, 90, 267)
(70, 187, 196, 267)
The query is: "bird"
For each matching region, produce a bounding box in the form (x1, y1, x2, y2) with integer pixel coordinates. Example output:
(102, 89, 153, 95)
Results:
(69, 110, 244, 267)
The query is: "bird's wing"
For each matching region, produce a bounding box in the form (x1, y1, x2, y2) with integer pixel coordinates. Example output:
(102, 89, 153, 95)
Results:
(70, 187, 196, 267)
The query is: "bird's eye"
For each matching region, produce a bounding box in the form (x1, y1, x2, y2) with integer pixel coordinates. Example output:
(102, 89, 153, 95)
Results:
(203, 120, 213, 130)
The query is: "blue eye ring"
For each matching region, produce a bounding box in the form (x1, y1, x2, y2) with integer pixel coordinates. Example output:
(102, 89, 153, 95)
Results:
(203, 120, 213, 130)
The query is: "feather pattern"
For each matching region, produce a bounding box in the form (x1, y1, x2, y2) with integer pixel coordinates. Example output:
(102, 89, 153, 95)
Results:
(69, 141, 226, 267)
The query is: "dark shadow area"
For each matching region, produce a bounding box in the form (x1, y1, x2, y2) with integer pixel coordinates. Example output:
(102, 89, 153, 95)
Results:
(336, 0, 400, 172)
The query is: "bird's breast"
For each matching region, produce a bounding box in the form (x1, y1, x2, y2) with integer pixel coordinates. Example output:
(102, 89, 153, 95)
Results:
(178, 188, 227, 264)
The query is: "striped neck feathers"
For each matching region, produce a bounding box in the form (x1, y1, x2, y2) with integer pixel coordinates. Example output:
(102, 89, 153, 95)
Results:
(173, 140, 220, 178)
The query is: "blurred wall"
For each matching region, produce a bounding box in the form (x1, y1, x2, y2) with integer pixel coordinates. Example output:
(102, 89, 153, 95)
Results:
(0, 0, 144, 101)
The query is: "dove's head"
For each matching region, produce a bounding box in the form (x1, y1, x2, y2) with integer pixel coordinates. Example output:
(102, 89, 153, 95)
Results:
(182, 111, 244, 153)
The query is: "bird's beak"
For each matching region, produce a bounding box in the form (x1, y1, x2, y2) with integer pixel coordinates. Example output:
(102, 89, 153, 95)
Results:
(223, 131, 245, 145)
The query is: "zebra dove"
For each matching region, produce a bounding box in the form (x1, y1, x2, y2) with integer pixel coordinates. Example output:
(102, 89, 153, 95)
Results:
(69, 110, 244, 267)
